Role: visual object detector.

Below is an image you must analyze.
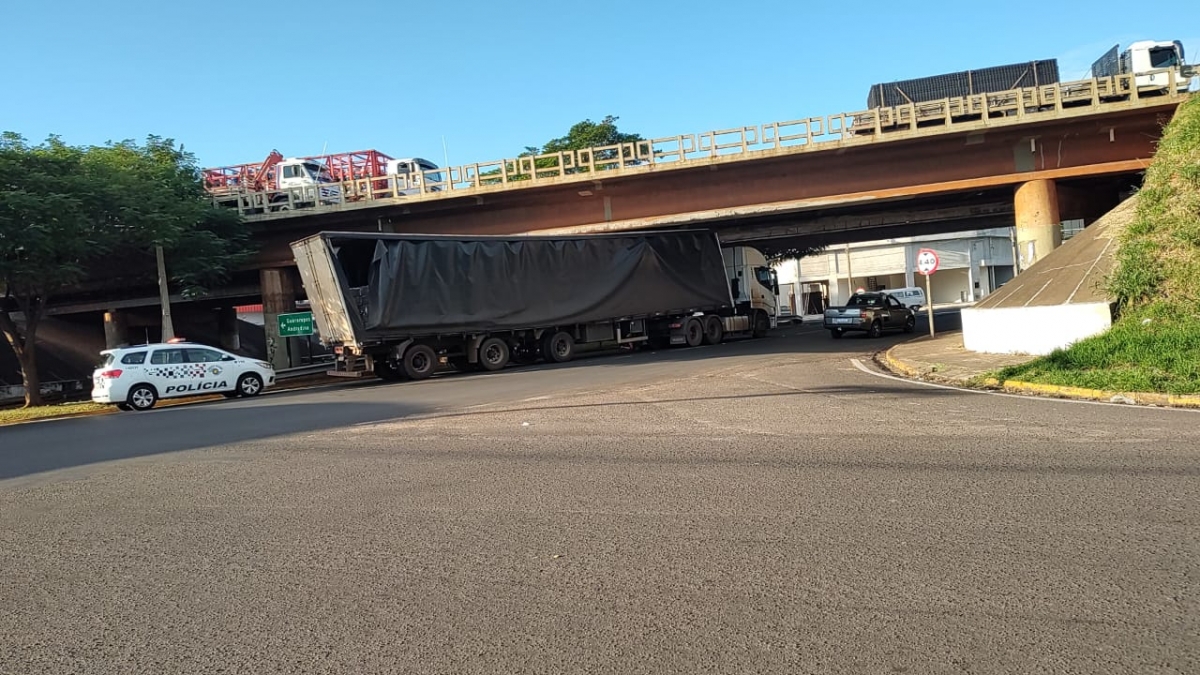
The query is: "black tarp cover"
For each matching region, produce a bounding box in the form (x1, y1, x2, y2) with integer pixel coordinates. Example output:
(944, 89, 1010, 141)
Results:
(339, 230, 732, 337)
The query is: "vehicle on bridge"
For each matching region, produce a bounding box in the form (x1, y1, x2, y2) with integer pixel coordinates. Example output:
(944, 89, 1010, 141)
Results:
(852, 37, 1192, 135)
(823, 291, 916, 339)
(202, 150, 342, 214)
(202, 150, 443, 214)
(92, 342, 276, 411)
(290, 230, 779, 381)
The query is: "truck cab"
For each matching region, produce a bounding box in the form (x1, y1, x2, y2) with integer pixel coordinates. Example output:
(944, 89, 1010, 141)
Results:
(275, 158, 341, 207)
(1093, 40, 1191, 93)
(385, 157, 444, 196)
(722, 246, 780, 329)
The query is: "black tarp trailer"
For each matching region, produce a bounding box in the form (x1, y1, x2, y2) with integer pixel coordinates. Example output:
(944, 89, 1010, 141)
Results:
(289, 229, 772, 381)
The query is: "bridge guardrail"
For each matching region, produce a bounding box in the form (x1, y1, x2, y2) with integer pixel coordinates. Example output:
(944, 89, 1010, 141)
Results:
(214, 70, 1193, 218)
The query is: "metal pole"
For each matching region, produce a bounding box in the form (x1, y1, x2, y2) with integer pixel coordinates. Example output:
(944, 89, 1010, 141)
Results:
(925, 271, 935, 338)
(845, 243, 854, 296)
(156, 245, 175, 342)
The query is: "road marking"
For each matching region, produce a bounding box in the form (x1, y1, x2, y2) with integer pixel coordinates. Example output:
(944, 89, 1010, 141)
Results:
(849, 358, 1200, 413)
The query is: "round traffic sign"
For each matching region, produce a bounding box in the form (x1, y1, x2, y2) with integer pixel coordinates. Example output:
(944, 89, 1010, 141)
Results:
(916, 248, 939, 276)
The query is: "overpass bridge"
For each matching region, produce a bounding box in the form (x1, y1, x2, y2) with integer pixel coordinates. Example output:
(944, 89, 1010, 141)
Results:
(43, 73, 1196, 369)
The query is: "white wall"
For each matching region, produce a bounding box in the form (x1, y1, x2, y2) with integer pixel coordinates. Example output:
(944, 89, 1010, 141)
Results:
(961, 303, 1113, 355)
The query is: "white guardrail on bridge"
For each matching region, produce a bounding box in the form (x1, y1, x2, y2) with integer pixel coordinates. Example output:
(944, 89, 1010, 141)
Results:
(214, 70, 1195, 218)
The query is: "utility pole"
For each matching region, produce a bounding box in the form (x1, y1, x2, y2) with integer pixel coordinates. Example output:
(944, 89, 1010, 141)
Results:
(156, 245, 175, 342)
(844, 243, 854, 297)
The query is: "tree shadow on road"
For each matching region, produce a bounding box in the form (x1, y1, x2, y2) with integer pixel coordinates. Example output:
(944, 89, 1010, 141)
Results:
(0, 400, 422, 482)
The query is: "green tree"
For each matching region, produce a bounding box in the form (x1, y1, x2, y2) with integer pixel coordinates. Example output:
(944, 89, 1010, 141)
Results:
(760, 244, 827, 264)
(0, 133, 252, 407)
(482, 115, 646, 185)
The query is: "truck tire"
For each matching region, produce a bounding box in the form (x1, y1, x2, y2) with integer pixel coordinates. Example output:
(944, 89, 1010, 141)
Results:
(903, 316, 916, 333)
(543, 331, 575, 363)
(478, 337, 510, 372)
(373, 358, 406, 381)
(702, 315, 724, 345)
(867, 320, 883, 338)
(403, 344, 437, 380)
(683, 318, 704, 347)
(752, 310, 770, 338)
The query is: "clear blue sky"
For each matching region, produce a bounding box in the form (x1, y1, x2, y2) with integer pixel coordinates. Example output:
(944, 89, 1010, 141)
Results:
(3, 0, 1195, 170)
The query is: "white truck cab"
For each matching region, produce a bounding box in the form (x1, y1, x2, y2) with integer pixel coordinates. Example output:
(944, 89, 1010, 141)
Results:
(275, 158, 341, 206)
(385, 157, 444, 196)
(1093, 40, 1191, 93)
(723, 246, 780, 329)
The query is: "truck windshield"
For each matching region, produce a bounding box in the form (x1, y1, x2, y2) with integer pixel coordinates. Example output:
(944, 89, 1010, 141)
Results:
(303, 162, 336, 183)
(1149, 47, 1180, 69)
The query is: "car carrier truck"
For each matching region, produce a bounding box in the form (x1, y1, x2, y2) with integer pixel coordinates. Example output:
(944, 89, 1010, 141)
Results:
(289, 229, 779, 381)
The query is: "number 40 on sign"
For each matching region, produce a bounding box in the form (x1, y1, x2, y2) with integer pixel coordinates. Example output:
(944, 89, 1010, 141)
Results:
(915, 249, 938, 338)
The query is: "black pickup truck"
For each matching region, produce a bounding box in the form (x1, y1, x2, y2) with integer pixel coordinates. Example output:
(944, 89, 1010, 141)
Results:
(823, 291, 917, 338)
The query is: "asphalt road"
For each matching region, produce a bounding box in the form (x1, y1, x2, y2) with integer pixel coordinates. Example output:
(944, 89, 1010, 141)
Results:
(3, 311, 1198, 674)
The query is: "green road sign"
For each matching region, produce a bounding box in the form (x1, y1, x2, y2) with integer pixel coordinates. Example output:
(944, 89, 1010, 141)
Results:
(278, 311, 314, 337)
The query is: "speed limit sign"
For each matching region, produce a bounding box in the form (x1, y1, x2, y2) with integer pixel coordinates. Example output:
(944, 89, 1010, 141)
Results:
(916, 248, 939, 276)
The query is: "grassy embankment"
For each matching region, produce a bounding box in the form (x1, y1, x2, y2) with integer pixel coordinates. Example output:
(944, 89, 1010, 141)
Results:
(991, 93, 1200, 394)
(0, 401, 111, 426)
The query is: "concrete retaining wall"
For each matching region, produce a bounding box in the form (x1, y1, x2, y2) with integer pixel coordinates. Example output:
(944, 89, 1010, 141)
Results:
(962, 302, 1113, 355)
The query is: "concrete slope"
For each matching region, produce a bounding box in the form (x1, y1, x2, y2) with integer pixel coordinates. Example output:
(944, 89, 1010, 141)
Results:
(975, 194, 1137, 309)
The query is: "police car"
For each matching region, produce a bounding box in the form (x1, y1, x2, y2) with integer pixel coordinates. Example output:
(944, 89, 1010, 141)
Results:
(92, 340, 276, 411)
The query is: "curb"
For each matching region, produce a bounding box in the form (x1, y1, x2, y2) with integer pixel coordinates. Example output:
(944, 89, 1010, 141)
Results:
(0, 375, 346, 429)
(879, 345, 1200, 409)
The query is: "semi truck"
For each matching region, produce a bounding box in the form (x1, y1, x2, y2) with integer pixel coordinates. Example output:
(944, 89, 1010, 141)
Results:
(852, 37, 1193, 135)
(202, 150, 443, 213)
(289, 229, 779, 381)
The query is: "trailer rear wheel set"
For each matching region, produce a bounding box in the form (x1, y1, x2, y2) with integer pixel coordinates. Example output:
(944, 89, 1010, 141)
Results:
(363, 310, 769, 383)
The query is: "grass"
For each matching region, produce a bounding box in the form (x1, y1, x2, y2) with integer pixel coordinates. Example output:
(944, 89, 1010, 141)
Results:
(992, 306, 1200, 394)
(987, 93, 1200, 395)
(0, 401, 111, 426)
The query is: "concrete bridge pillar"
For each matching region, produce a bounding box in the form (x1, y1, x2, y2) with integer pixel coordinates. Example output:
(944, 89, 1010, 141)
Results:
(1014, 179, 1061, 273)
(218, 306, 240, 353)
(261, 268, 297, 371)
(103, 310, 129, 349)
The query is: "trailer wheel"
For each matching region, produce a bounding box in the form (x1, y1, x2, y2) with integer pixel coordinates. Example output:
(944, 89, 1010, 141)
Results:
(702, 315, 724, 345)
(403, 344, 437, 380)
(543, 331, 575, 363)
(478, 337, 510, 372)
(683, 318, 704, 347)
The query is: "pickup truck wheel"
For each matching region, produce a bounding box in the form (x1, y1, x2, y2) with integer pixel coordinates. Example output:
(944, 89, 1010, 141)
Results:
(403, 344, 437, 380)
(752, 310, 769, 338)
(830, 328, 844, 339)
(702, 315, 724, 345)
(867, 320, 883, 338)
(903, 315, 916, 333)
(543, 331, 575, 363)
(478, 337, 510, 372)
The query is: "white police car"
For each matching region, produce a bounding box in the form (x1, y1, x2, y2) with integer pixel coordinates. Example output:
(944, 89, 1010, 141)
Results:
(92, 341, 276, 411)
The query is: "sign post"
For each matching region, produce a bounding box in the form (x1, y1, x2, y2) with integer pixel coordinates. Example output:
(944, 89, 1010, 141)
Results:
(915, 248, 939, 338)
(277, 311, 314, 338)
